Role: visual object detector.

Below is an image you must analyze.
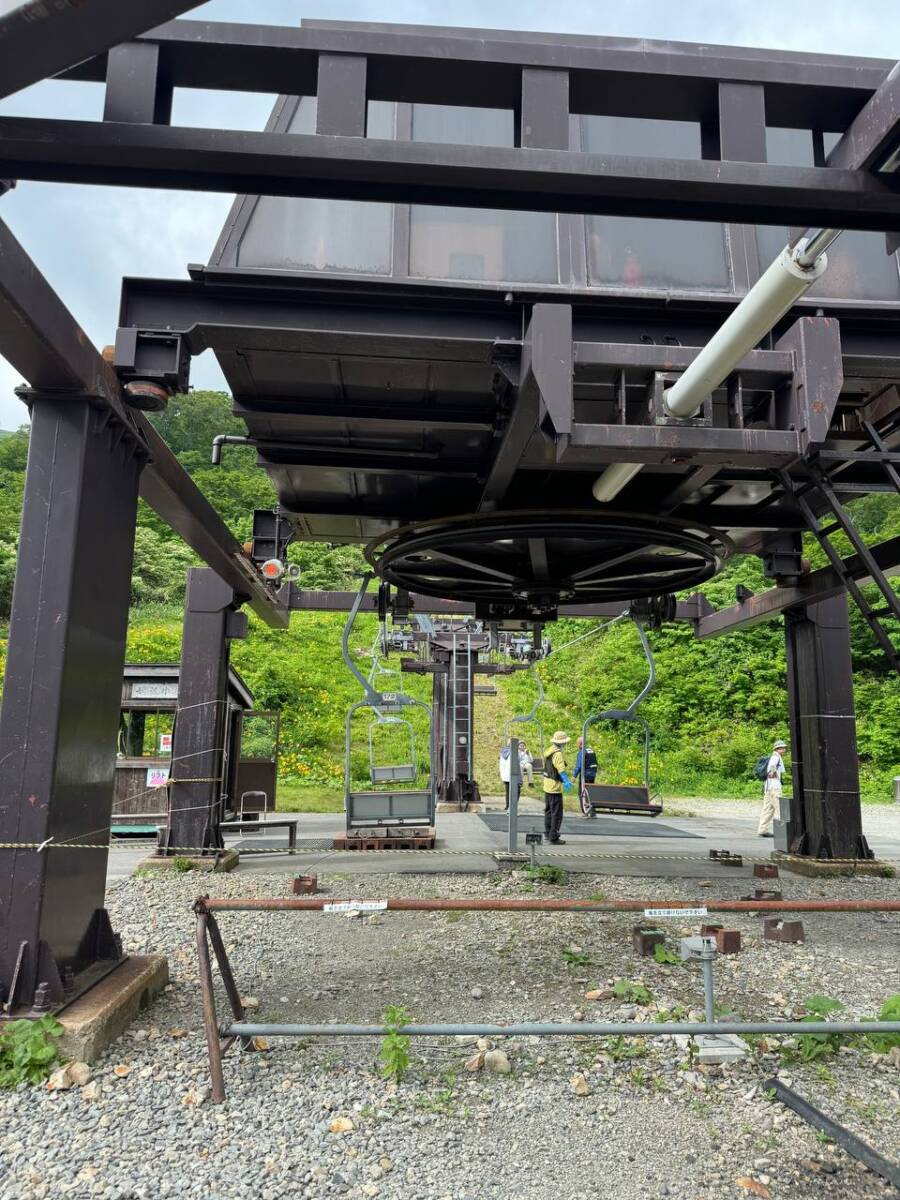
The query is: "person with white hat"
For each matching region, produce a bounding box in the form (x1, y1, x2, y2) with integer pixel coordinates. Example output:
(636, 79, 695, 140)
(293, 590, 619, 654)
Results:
(758, 738, 788, 837)
(542, 730, 574, 844)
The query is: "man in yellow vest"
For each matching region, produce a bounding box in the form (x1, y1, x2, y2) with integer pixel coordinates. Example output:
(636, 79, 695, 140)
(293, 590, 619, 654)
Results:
(542, 730, 574, 845)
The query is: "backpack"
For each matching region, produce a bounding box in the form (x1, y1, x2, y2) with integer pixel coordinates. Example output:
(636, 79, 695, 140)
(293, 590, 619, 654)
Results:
(753, 754, 770, 781)
(582, 747, 598, 781)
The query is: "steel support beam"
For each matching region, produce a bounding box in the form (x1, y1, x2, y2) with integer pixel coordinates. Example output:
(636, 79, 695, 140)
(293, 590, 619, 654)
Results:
(0, 1, 203, 102)
(480, 304, 571, 510)
(286, 588, 698, 621)
(0, 397, 144, 1013)
(696, 534, 900, 636)
(0, 218, 286, 628)
(162, 569, 247, 856)
(59, 19, 892, 131)
(783, 594, 868, 859)
(2, 117, 900, 230)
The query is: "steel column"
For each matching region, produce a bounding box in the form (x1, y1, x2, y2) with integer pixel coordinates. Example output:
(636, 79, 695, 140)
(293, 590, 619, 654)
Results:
(0, 397, 145, 1012)
(783, 593, 869, 859)
(162, 569, 247, 855)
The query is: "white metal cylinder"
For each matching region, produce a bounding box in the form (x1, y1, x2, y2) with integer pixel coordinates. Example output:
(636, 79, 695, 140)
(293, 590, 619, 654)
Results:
(662, 247, 829, 419)
(591, 461, 644, 503)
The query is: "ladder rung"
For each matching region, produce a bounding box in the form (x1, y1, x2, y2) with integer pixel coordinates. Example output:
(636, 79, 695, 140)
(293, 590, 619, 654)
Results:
(867, 606, 898, 619)
(817, 522, 842, 537)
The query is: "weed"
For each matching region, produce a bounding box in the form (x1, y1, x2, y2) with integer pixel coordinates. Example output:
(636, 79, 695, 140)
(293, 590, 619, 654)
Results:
(378, 1004, 412, 1083)
(612, 979, 653, 1005)
(605, 1035, 648, 1061)
(784, 995, 845, 1062)
(444, 911, 463, 924)
(652, 943, 680, 966)
(0, 1016, 64, 1088)
(815, 1131, 834, 1145)
(657, 1004, 689, 1023)
(415, 1087, 457, 1116)
(524, 864, 568, 885)
(814, 1063, 836, 1087)
(628, 1066, 647, 1087)
(650, 1073, 668, 1093)
(589, 891, 606, 902)
(861, 994, 900, 1053)
(846, 1095, 880, 1121)
(561, 947, 592, 968)
(171, 856, 193, 874)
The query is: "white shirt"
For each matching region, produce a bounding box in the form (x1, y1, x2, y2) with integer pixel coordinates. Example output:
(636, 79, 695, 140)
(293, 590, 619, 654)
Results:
(499, 745, 532, 783)
(765, 751, 785, 793)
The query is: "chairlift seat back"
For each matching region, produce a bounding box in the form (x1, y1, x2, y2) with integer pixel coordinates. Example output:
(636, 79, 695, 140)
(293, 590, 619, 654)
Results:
(370, 763, 417, 784)
(582, 782, 662, 816)
(347, 788, 433, 827)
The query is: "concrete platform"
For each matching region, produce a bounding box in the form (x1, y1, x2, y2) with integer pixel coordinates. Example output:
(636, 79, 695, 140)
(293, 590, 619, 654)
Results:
(136, 848, 240, 873)
(57, 955, 169, 1062)
(106, 800, 900, 883)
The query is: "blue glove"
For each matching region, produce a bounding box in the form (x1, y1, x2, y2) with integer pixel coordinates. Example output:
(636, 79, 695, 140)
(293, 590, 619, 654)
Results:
(561, 772, 573, 792)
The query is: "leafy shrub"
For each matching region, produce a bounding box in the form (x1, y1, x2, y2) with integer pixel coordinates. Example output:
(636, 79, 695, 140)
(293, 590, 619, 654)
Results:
(0, 1016, 64, 1088)
(379, 1004, 412, 1082)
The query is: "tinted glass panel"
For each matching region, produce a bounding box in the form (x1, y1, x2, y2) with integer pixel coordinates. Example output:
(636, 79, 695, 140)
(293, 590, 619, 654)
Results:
(582, 116, 730, 291)
(760, 128, 900, 300)
(409, 105, 558, 284)
(238, 99, 394, 274)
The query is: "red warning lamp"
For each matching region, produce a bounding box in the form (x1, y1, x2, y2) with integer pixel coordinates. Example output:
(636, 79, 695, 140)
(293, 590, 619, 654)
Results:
(260, 558, 285, 582)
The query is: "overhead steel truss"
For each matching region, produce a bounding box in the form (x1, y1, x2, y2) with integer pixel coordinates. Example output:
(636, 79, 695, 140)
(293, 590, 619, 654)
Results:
(0, 1, 203, 103)
(0, 20, 897, 233)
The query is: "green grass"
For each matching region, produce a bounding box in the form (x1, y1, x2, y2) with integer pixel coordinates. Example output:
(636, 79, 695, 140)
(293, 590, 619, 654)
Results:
(276, 780, 344, 813)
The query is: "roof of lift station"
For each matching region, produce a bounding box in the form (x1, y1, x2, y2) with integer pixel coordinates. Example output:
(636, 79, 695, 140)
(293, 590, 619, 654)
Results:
(177, 18, 900, 549)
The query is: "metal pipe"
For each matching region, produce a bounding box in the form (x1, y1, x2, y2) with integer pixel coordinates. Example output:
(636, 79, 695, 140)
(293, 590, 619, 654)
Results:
(701, 957, 715, 1024)
(508, 735, 520, 854)
(197, 896, 900, 914)
(195, 912, 226, 1104)
(662, 247, 829, 419)
(591, 462, 644, 503)
(792, 227, 843, 269)
(222, 1020, 900, 1039)
(210, 433, 252, 465)
(765, 1079, 900, 1189)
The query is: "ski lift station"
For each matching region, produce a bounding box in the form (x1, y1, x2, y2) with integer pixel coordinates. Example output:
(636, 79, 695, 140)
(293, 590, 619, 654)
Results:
(1, 3, 900, 1098)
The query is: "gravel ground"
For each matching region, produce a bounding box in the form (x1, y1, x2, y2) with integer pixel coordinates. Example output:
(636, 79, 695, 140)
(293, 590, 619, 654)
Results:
(1, 868, 899, 1200)
(661, 798, 900, 843)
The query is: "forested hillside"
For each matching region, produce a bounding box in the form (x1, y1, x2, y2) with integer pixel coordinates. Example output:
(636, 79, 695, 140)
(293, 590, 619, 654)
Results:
(0, 392, 896, 802)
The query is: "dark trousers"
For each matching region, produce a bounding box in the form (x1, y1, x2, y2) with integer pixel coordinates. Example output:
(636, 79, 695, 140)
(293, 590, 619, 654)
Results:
(503, 781, 510, 810)
(544, 791, 563, 841)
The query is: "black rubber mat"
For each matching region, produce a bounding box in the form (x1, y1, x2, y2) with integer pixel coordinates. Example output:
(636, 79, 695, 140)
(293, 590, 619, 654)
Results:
(477, 813, 700, 839)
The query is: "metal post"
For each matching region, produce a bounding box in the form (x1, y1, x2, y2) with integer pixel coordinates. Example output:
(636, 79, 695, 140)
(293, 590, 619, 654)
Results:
(195, 911, 226, 1104)
(701, 955, 716, 1024)
(162, 568, 246, 855)
(784, 593, 868, 859)
(0, 397, 144, 1013)
(507, 736, 521, 854)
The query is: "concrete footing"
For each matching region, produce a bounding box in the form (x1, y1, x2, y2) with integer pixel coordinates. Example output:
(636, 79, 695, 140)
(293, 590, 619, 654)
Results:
(772, 852, 895, 878)
(57, 955, 169, 1062)
(137, 849, 240, 873)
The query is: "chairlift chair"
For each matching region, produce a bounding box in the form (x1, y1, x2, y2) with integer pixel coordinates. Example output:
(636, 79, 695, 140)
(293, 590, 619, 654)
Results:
(504, 662, 545, 774)
(343, 575, 436, 831)
(368, 713, 418, 784)
(580, 619, 663, 818)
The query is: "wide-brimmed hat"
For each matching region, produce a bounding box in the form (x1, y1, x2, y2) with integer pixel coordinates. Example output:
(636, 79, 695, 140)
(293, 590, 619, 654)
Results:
(773, 739, 787, 750)
(551, 731, 570, 745)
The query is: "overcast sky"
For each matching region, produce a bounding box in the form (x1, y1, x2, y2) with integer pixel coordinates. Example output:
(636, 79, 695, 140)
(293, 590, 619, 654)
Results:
(0, 0, 898, 429)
